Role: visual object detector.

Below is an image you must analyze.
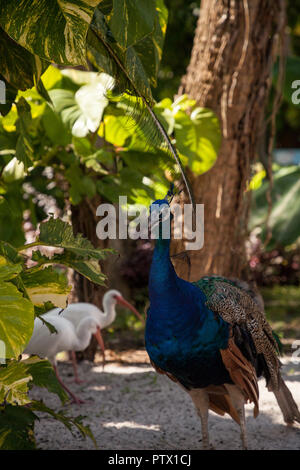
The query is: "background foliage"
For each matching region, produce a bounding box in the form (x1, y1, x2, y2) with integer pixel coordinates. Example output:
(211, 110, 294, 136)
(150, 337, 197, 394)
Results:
(0, 0, 221, 449)
(1, 0, 300, 449)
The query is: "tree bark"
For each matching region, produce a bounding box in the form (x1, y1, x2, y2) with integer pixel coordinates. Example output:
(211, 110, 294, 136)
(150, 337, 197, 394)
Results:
(173, 0, 286, 282)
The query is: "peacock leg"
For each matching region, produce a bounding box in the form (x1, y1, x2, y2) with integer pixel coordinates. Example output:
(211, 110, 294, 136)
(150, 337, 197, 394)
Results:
(224, 384, 248, 449)
(189, 389, 210, 450)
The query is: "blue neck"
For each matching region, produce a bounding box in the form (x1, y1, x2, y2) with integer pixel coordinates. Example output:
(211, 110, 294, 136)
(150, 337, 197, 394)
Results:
(148, 235, 207, 322)
(149, 237, 176, 295)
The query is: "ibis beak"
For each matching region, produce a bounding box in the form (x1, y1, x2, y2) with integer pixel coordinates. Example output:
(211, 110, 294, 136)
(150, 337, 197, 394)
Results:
(93, 326, 106, 368)
(115, 295, 145, 325)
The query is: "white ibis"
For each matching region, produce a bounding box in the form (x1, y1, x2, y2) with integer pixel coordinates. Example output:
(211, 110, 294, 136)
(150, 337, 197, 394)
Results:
(24, 313, 104, 404)
(45, 290, 144, 382)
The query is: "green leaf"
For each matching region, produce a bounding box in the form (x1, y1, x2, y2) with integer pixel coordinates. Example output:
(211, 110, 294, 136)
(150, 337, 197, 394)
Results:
(250, 166, 300, 248)
(0, 404, 36, 449)
(0, 255, 22, 282)
(0, 281, 34, 359)
(32, 249, 111, 286)
(0, 27, 48, 92)
(0, 192, 27, 246)
(87, 0, 168, 102)
(103, 112, 133, 147)
(41, 104, 71, 146)
(38, 216, 107, 259)
(49, 72, 113, 137)
(40, 65, 62, 90)
(34, 302, 59, 334)
(0, 360, 32, 405)
(22, 266, 71, 309)
(65, 164, 97, 204)
(0, 241, 23, 265)
(54, 254, 107, 286)
(109, 0, 156, 48)
(0, 0, 100, 66)
(88, 3, 194, 205)
(23, 356, 68, 404)
(72, 74, 113, 137)
(175, 107, 221, 175)
(29, 400, 97, 446)
(81, 149, 110, 175)
(15, 97, 35, 169)
(34, 301, 56, 317)
(35, 312, 58, 335)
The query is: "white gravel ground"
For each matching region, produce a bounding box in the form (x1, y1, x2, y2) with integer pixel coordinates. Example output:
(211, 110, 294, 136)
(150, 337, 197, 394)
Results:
(32, 353, 300, 450)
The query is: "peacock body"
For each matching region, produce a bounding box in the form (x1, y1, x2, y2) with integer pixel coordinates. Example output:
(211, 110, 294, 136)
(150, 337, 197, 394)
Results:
(146, 236, 231, 389)
(145, 198, 300, 449)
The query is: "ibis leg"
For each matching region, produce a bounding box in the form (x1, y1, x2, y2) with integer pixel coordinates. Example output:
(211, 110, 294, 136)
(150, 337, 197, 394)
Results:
(225, 384, 248, 449)
(189, 389, 210, 449)
(94, 327, 106, 369)
(53, 364, 84, 405)
(70, 350, 85, 384)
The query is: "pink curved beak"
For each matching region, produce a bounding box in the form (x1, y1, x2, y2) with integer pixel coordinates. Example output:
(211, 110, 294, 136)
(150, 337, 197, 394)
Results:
(115, 295, 145, 325)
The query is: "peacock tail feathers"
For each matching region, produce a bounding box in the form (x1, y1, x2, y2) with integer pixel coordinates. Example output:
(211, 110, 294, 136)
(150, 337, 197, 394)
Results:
(194, 276, 281, 390)
(220, 330, 259, 417)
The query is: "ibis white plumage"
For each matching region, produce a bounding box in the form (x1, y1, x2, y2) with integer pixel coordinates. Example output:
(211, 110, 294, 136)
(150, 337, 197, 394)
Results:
(44, 290, 144, 382)
(24, 313, 104, 404)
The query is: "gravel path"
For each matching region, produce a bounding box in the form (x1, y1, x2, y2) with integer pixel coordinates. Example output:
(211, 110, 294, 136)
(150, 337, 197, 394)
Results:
(32, 352, 300, 450)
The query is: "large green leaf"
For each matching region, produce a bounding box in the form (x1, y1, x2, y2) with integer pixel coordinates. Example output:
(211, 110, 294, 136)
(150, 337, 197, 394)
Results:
(0, 281, 34, 359)
(250, 166, 300, 248)
(29, 400, 96, 446)
(0, 0, 100, 66)
(109, 0, 156, 49)
(38, 216, 108, 259)
(23, 356, 68, 404)
(0, 255, 22, 282)
(22, 266, 71, 308)
(15, 97, 35, 169)
(0, 241, 23, 265)
(0, 190, 27, 248)
(31, 250, 108, 286)
(87, 0, 168, 102)
(175, 107, 221, 175)
(64, 257, 107, 285)
(0, 27, 48, 92)
(0, 360, 32, 405)
(49, 72, 113, 137)
(41, 104, 72, 146)
(0, 404, 36, 449)
(65, 164, 96, 204)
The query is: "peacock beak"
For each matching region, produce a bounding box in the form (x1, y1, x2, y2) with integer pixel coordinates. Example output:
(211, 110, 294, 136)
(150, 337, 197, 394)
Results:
(93, 326, 106, 367)
(115, 295, 145, 325)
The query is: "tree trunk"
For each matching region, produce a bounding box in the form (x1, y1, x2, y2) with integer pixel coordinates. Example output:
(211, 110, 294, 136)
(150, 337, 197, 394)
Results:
(173, 0, 286, 282)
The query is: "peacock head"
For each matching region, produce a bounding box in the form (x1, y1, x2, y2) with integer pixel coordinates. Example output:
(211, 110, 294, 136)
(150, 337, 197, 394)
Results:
(149, 189, 174, 241)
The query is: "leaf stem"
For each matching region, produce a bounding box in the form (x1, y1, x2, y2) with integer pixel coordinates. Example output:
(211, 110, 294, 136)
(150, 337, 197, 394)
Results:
(17, 241, 50, 252)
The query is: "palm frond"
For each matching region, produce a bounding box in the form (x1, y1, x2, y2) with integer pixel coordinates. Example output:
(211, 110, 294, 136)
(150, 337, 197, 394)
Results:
(86, 7, 195, 210)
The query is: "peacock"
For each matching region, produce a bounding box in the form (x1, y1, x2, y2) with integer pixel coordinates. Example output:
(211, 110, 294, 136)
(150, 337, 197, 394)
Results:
(145, 195, 300, 449)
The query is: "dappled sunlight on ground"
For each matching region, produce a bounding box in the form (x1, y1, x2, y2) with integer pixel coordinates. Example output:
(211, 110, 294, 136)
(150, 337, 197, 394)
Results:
(31, 351, 300, 450)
